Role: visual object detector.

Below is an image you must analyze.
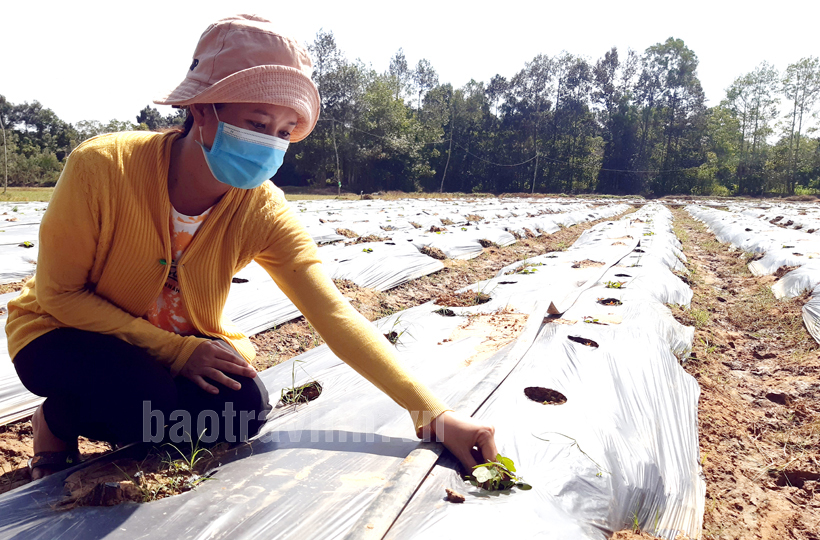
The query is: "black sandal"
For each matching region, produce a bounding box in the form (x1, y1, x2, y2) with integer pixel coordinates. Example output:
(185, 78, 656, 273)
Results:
(28, 449, 81, 478)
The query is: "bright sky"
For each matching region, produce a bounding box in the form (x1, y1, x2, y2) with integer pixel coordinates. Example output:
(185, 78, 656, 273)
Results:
(4, 0, 819, 126)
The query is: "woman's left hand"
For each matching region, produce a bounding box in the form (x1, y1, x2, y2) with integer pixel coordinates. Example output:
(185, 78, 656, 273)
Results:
(422, 411, 499, 470)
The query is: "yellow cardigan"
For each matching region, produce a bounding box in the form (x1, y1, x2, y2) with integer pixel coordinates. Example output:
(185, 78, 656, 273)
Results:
(5, 131, 449, 432)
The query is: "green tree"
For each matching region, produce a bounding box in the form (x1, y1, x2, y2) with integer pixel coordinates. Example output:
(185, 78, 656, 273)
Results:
(782, 57, 820, 194)
(389, 48, 411, 102)
(136, 106, 167, 130)
(636, 38, 707, 195)
(592, 47, 641, 193)
(725, 63, 779, 194)
(412, 59, 439, 113)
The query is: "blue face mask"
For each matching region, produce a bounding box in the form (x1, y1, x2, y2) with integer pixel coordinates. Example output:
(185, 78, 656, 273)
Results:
(198, 106, 289, 190)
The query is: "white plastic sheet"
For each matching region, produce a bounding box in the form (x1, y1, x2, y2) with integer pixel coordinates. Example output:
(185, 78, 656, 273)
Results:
(0, 202, 704, 540)
(688, 203, 820, 345)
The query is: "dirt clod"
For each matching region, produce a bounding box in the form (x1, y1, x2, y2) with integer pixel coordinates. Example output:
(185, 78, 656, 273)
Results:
(420, 246, 446, 260)
(445, 487, 465, 503)
(571, 259, 604, 268)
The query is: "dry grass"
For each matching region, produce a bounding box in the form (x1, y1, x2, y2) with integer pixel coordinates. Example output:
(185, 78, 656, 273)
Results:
(0, 187, 54, 203)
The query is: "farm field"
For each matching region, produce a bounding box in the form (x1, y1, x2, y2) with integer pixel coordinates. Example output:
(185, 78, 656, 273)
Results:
(0, 195, 818, 539)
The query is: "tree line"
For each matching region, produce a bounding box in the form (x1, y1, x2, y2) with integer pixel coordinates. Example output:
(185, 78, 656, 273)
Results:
(2, 34, 818, 196)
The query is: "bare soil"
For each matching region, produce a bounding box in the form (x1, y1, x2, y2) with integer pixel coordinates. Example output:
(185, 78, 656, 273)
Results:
(0, 276, 32, 295)
(667, 208, 820, 540)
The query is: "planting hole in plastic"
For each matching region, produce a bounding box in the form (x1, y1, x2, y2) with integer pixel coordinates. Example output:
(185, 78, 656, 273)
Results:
(614, 274, 631, 278)
(231, 277, 249, 284)
(568, 335, 599, 348)
(524, 387, 567, 405)
(280, 381, 322, 405)
(435, 308, 456, 317)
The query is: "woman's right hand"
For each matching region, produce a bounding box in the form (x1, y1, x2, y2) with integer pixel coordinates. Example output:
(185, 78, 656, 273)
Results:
(180, 340, 257, 394)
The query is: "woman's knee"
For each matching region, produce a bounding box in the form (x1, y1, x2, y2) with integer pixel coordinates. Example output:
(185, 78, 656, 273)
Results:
(172, 374, 270, 444)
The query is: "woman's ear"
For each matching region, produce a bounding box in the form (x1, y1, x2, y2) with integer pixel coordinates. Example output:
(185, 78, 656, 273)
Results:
(189, 103, 211, 127)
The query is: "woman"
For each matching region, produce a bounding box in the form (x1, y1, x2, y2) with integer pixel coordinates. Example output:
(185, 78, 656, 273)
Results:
(6, 14, 497, 480)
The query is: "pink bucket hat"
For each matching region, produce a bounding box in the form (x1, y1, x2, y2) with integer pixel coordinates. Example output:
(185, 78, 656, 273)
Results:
(154, 14, 320, 142)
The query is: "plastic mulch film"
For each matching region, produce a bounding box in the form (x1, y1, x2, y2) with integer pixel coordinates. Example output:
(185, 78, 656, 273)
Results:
(0, 199, 605, 427)
(0, 203, 702, 540)
(0, 291, 44, 425)
(688, 203, 820, 345)
(803, 283, 820, 344)
(686, 204, 820, 276)
(320, 241, 445, 291)
(0, 284, 554, 539)
(386, 325, 702, 540)
(223, 241, 444, 336)
(383, 205, 701, 540)
(771, 261, 820, 299)
(0, 202, 45, 285)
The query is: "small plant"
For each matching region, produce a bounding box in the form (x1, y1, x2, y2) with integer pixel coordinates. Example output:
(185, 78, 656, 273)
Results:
(691, 308, 710, 328)
(465, 454, 532, 491)
(461, 227, 467, 231)
(382, 314, 412, 346)
(280, 381, 322, 404)
(18, 241, 34, 248)
(12, 206, 18, 212)
(643, 232, 655, 236)
(604, 280, 626, 289)
(279, 358, 321, 405)
(505, 260, 543, 276)
(631, 508, 642, 533)
(362, 247, 373, 253)
(583, 316, 601, 324)
(471, 282, 493, 305)
(164, 429, 213, 473)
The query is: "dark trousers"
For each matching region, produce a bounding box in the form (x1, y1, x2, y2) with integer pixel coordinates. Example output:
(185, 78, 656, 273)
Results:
(14, 328, 271, 446)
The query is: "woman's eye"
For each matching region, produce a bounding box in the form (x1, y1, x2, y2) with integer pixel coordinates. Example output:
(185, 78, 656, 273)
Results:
(279, 131, 291, 140)
(251, 122, 266, 130)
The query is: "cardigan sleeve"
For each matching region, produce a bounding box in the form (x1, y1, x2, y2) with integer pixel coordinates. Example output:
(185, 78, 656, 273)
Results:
(33, 143, 207, 374)
(253, 201, 452, 434)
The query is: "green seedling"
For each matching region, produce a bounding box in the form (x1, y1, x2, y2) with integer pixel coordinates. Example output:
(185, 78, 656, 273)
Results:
(461, 227, 467, 231)
(113, 463, 160, 503)
(362, 247, 373, 253)
(12, 206, 18, 212)
(163, 429, 213, 472)
(470, 281, 493, 305)
(643, 232, 655, 236)
(583, 316, 601, 324)
(280, 358, 321, 405)
(604, 280, 626, 289)
(18, 241, 34, 248)
(465, 454, 532, 492)
(505, 260, 543, 276)
(382, 314, 413, 346)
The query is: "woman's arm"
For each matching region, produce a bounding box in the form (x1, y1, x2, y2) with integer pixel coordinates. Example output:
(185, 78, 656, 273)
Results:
(254, 202, 499, 467)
